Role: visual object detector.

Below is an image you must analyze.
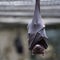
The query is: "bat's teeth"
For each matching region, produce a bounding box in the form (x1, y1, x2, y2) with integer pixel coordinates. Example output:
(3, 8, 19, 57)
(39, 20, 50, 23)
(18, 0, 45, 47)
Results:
(35, 44, 40, 47)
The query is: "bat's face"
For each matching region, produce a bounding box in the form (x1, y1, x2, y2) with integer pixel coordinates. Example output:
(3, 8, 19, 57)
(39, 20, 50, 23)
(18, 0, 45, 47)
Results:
(32, 44, 45, 55)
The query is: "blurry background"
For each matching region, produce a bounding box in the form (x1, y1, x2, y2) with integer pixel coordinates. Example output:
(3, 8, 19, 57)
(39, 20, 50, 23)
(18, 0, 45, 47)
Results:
(0, 0, 60, 60)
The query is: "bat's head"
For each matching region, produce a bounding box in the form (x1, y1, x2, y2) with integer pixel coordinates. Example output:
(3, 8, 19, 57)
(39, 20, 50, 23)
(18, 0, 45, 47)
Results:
(32, 44, 45, 55)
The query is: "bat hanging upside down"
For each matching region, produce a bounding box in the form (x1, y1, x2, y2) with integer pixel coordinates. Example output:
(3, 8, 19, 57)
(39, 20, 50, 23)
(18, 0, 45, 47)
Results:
(27, 0, 48, 55)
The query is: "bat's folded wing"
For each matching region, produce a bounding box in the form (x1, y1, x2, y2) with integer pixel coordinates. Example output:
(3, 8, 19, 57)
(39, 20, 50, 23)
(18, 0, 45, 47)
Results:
(28, 27, 48, 50)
